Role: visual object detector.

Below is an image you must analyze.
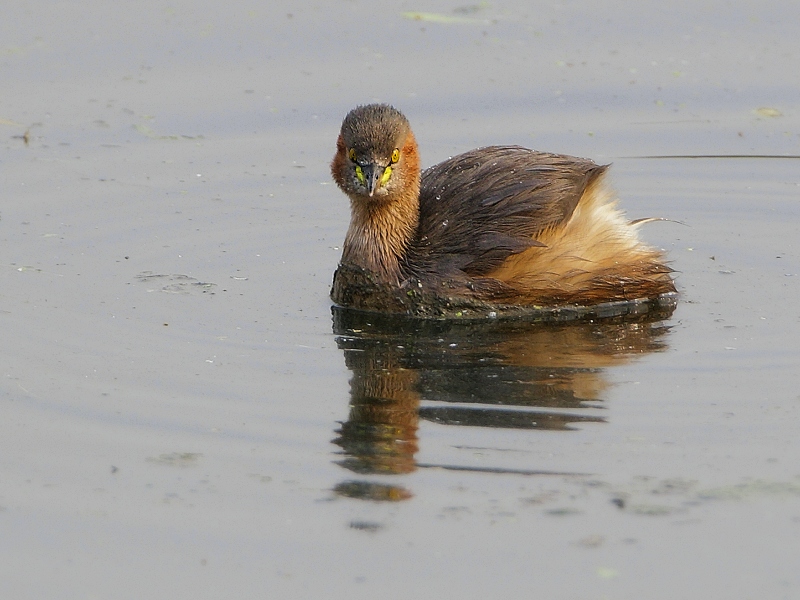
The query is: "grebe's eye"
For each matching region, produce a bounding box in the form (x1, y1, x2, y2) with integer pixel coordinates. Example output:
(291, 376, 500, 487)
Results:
(391, 148, 400, 163)
(348, 148, 357, 162)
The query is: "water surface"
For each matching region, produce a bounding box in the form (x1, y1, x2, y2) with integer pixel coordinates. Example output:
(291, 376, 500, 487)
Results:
(2, 1, 799, 598)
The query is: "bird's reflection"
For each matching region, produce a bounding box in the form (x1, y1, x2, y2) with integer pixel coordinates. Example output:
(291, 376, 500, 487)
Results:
(331, 297, 676, 501)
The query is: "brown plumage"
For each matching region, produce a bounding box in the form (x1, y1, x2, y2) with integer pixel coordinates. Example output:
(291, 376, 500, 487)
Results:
(330, 104, 676, 317)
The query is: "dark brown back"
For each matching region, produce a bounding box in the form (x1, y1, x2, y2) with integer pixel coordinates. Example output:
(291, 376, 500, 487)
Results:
(406, 146, 606, 279)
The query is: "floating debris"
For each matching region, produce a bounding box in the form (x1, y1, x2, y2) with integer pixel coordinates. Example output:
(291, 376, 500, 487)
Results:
(401, 11, 487, 24)
(133, 123, 202, 140)
(753, 107, 782, 118)
(146, 452, 202, 467)
(135, 272, 217, 295)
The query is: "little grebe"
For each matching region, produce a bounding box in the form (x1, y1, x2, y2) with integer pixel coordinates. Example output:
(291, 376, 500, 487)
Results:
(330, 104, 675, 317)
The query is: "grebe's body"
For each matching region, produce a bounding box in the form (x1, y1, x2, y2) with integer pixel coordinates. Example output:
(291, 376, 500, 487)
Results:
(330, 104, 675, 317)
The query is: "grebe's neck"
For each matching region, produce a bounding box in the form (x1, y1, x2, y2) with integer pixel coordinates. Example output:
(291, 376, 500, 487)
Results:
(335, 130, 421, 285)
(341, 183, 420, 284)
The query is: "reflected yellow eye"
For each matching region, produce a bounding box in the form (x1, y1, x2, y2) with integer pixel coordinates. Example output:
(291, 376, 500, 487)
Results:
(354, 165, 365, 184)
(391, 148, 400, 163)
(379, 166, 392, 186)
(348, 148, 357, 162)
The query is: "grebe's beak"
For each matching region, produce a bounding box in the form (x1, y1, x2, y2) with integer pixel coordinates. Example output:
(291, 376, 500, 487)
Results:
(353, 159, 392, 197)
(362, 163, 381, 197)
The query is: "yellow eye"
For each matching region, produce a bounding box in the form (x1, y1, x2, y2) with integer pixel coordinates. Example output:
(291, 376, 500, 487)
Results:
(391, 148, 400, 163)
(348, 148, 357, 162)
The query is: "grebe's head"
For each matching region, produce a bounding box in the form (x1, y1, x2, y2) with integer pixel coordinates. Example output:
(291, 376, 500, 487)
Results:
(331, 104, 419, 202)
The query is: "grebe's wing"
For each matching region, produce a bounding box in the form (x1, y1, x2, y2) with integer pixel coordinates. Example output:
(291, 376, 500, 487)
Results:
(411, 146, 606, 277)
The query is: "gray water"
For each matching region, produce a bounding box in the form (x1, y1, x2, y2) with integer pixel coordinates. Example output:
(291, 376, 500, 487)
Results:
(2, 1, 800, 598)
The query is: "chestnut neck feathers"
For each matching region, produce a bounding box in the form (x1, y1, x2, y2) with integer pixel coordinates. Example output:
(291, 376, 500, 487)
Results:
(331, 104, 421, 283)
